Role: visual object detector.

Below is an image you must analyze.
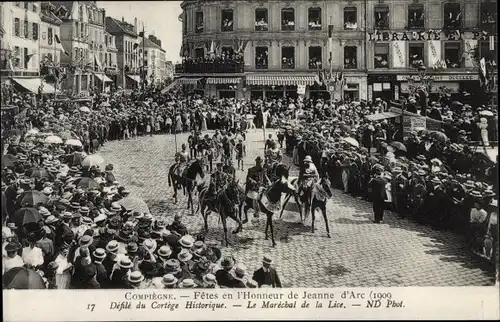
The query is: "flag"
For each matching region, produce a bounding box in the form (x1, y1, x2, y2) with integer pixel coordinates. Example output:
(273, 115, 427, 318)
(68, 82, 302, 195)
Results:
(208, 40, 215, 54)
(133, 31, 144, 51)
(338, 72, 344, 84)
(479, 57, 489, 86)
(25, 53, 35, 64)
(317, 69, 323, 86)
(94, 54, 102, 71)
(54, 34, 69, 56)
(236, 40, 249, 55)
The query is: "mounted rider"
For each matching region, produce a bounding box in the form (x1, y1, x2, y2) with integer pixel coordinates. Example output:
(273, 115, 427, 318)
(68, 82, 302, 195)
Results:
(175, 143, 190, 176)
(298, 155, 320, 202)
(245, 156, 268, 200)
(265, 140, 282, 169)
(207, 162, 230, 201)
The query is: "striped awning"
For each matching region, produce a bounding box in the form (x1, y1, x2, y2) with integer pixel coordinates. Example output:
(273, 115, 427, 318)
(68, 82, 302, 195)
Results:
(246, 74, 319, 86)
(178, 77, 201, 85)
(365, 112, 400, 121)
(206, 77, 241, 84)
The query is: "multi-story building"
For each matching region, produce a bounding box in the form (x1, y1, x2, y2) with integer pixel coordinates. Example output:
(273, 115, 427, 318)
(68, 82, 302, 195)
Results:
(104, 30, 119, 88)
(52, 0, 93, 95)
(178, 0, 496, 102)
(365, 0, 497, 102)
(0, 2, 50, 93)
(165, 60, 175, 81)
(105, 16, 141, 89)
(178, 0, 367, 100)
(140, 35, 166, 85)
(39, 2, 62, 84)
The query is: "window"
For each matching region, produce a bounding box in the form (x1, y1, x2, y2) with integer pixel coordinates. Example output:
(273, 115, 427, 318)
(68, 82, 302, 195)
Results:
(408, 4, 425, 29)
(80, 23, 84, 38)
(281, 46, 295, 69)
(23, 48, 28, 69)
(14, 18, 20, 37)
(308, 8, 322, 30)
(444, 42, 461, 68)
(195, 11, 204, 33)
(13, 47, 20, 67)
(221, 9, 233, 32)
(24, 2, 29, 10)
(344, 7, 357, 30)
(374, 6, 389, 29)
(195, 47, 204, 59)
(444, 3, 461, 29)
(344, 46, 357, 69)
(74, 48, 78, 60)
(24, 20, 29, 38)
(255, 8, 268, 31)
(221, 47, 234, 59)
(374, 43, 389, 68)
(409, 43, 424, 68)
(281, 8, 295, 31)
(480, 40, 497, 64)
(32, 22, 38, 41)
(308, 46, 322, 69)
(255, 46, 268, 69)
(480, 2, 497, 31)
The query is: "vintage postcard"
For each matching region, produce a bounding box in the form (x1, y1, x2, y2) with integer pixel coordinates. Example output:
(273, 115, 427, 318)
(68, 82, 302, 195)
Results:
(1, 0, 498, 320)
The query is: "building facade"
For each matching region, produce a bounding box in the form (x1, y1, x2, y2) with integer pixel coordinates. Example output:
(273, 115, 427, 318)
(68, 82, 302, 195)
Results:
(178, 0, 496, 102)
(105, 16, 141, 89)
(165, 60, 174, 81)
(39, 1, 62, 86)
(140, 37, 166, 85)
(85, 2, 110, 93)
(104, 31, 119, 88)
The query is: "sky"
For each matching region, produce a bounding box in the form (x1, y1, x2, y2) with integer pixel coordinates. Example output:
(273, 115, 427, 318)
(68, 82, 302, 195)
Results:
(99, 1, 183, 63)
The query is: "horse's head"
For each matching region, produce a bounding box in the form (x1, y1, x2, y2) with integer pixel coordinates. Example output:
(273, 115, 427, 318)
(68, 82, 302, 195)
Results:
(193, 158, 205, 178)
(320, 176, 333, 198)
(275, 163, 289, 179)
(226, 178, 242, 208)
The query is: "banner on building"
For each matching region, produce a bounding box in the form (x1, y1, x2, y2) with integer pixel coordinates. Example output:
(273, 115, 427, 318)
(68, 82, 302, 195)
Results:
(392, 41, 405, 67)
(297, 84, 306, 95)
(410, 117, 427, 132)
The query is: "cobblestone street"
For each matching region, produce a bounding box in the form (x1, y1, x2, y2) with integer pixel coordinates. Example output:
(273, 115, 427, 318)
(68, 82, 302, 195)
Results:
(98, 130, 496, 287)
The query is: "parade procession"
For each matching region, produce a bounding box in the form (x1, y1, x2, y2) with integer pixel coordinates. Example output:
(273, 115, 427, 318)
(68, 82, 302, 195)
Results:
(1, 0, 498, 292)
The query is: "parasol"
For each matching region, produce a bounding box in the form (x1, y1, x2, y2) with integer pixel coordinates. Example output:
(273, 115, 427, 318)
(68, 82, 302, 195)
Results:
(11, 207, 43, 227)
(65, 139, 83, 147)
(29, 167, 49, 179)
(25, 128, 40, 137)
(390, 141, 407, 152)
(342, 137, 360, 148)
(451, 101, 464, 107)
(79, 106, 91, 113)
(117, 196, 150, 213)
(74, 177, 100, 190)
(479, 110, 494, 117)
(44, 135, 63, 144)
(1, 154, 18, 169)
(81, 154, 105, 167)
(3, 267, 46, 289)
(428, 131, 448, 142)
(72, 152, 87, 166)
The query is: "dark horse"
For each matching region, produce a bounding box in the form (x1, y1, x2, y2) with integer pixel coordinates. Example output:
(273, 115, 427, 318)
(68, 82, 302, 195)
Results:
(239, 164, 302, 247)
(168, 158, 205, 214)
(197, 178, 243, 246)
(281, 176, 334, 237)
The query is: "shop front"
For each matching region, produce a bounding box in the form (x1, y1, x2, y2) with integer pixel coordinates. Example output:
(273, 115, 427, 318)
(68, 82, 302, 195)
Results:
(205, 77, 242, 99)
(368, 74, 397, 101)
(245, 73, 318, 100)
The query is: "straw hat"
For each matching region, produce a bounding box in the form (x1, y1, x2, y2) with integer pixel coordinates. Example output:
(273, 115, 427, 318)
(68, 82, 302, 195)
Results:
(128, 271, 145, 284)
(162, 274, 178, 286)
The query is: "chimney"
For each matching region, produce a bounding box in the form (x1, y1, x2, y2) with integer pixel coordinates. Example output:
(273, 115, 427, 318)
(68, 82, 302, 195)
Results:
(134, 17, 138, 33)
(122, 16, 124, 22)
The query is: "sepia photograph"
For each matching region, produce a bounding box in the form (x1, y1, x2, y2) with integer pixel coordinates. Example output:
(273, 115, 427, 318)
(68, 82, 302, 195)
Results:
(1, 0, 498, 301)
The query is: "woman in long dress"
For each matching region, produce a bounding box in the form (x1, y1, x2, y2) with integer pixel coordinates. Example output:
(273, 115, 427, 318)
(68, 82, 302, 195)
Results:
(175, 114, 183, 133)
(201, 112, 207, 131)
(54, 246, 73, 289)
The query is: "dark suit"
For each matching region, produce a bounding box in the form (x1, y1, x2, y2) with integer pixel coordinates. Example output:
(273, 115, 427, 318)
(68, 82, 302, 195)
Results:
(215, 269, 235, 288)
(94, 262, 110, 289)
(252, 267, 282, 288)
(231, 278, 247, 288)
(369, 176, 387, 222)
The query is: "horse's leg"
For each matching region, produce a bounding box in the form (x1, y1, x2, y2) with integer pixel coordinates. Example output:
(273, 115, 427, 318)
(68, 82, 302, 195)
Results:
(311, 199, 316, 234)
(230, 210, 243, 234)
(221, 214, 230, 246)
(269, 213, 276, 247)
(172, 180, 178, 204)
(279, 194, 292, 219)
(321, 200, 331, 238)
(264, 209, 269, 240)
(293, 192, 303, 222)
(201, 204, 209, 232)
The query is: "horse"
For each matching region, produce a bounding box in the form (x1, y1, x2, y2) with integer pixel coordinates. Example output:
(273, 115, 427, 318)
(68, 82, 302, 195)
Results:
(197, 178, 243, 246)
(280, 176, 334, 237)
(168, 158, 205, 214)
(239, 164, 302, 247)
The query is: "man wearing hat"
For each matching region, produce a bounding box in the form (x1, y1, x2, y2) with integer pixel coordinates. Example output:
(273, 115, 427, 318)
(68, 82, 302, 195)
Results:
(167, 214, 188, 237)
(391, 167, 408, 218)
(202, 273, 219, 288)
(252, 255, 282, 288)
(215, 256, 236, 288)
(127, 271, 146, 289)
(3, 241, 23, 273)
(232, 264, 248, 288)
(110, 257, 133, 288)
(161, 274, 179, 289)
(298, 155, 320, 203)
(102, 240, 120, 276)
(92, 248, 110, 288)
(54, 212, 75, 250)
(244, 156, 267, 217)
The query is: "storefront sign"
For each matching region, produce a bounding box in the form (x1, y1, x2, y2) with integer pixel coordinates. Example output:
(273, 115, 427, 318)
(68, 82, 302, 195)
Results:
(396, 74, 479, 82)
(297, 84, 306, 95)
(411, 117, 427, 131)
(368, 30, 490, 42)
(382, 83, 391, 90)
(373, 83, 382, 92)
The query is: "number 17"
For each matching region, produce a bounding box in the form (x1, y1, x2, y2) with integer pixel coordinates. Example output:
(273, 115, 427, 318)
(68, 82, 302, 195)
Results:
(87, 304, 95, 312)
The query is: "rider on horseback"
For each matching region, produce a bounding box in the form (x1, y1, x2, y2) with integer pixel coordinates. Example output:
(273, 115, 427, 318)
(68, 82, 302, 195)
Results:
(245, 156, 267, 200)
(175, 143, 190, 176)
(298, 155, 320, 203)
(206, 162, 230, 207)
(265, 141, 282, 167)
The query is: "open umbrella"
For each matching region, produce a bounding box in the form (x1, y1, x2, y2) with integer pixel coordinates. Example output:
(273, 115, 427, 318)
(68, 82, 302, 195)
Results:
(58, 130, 73, 140)
(65, 139, 83, 147)
(390, 141, 407, 152)
(118, 196, 150, 213)
(11, 207, 43, 227)
(16, 191, 49, 207)
(81, 154, 105, 167)
(3, 267, 46, 289)
(25, 128, 40, 137)
(74, 177, 100, 190)
(79, 106, 91, 113)
(44, 135, 63, 144)
(29, 167, 49, 179)
(479, 110, 494, 117)
(342, 137, 360, 148)
(428, 131, 448, 142)
(1, 154, 17, 169)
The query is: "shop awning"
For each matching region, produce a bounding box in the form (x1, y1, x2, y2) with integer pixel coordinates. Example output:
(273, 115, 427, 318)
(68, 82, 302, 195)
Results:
(161, 79, 179, 94)
(365, 112, 401, 121)
(206, 77, 241, 84)
(126, 75, 141, 83)
(11, 77, 56, 94)
(246, 74, 318, 86)
(178, 77, 202, 85)
(94, 73, 113, 83)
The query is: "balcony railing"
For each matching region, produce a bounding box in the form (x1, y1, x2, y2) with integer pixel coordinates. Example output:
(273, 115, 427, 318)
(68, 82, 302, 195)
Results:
(176, 60, 244, 73)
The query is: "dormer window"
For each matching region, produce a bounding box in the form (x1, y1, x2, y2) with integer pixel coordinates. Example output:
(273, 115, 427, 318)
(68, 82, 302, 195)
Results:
(408, 4, 425, 29)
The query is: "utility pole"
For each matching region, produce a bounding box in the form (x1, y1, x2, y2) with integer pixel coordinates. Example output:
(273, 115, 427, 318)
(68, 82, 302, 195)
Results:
(142, 24, 146, 91)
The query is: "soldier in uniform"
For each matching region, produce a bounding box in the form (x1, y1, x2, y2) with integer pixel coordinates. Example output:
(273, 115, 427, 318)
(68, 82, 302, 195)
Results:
(205, 163, 229, 208)
(244, 157, 268, 220)
(175, 144, 190, 176)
